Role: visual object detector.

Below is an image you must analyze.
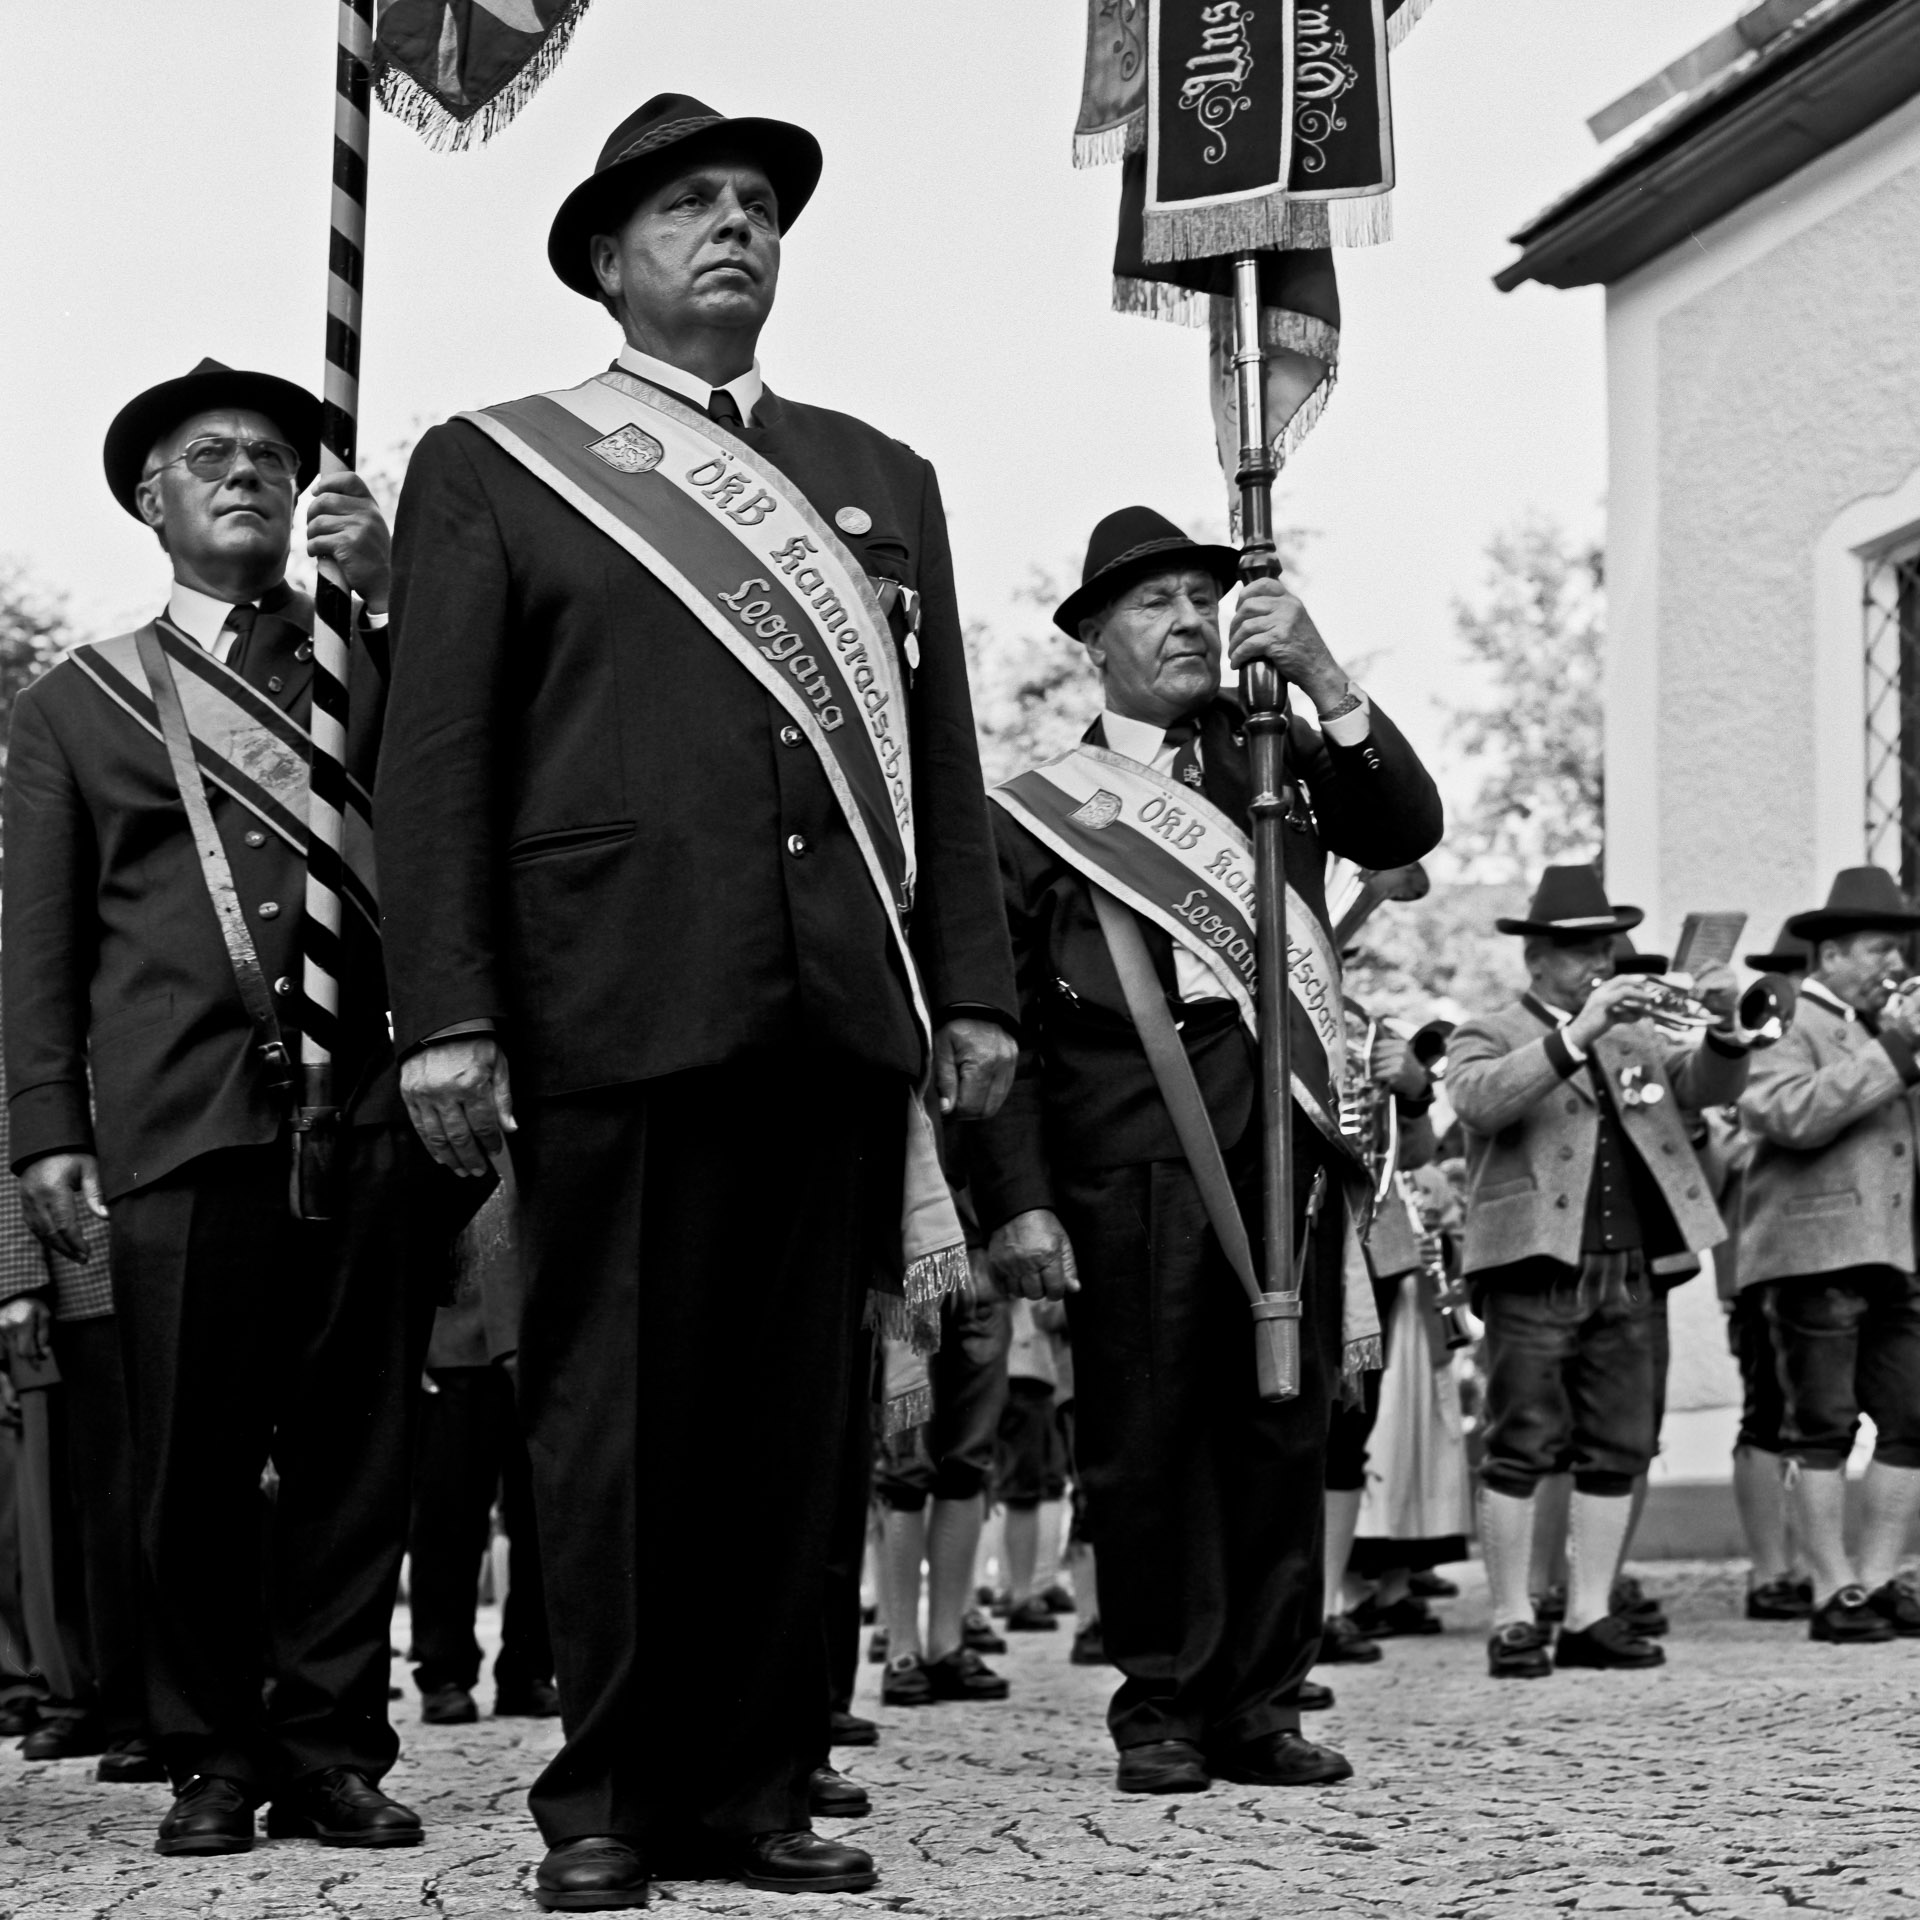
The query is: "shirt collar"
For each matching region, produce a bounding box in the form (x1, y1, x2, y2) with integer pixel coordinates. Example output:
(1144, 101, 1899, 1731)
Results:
(615, 343, 763, 426)
(166, 580, 242, 653)
(1800, 978, 1857, 1023)
(1523, 991, 1574, 1029)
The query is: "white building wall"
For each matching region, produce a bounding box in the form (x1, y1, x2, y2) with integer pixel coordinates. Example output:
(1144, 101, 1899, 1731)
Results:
(1603, 91, 1920, 954)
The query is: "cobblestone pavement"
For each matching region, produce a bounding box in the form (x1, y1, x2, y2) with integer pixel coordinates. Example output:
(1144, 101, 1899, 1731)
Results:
(7, 1563, 1920, 1918)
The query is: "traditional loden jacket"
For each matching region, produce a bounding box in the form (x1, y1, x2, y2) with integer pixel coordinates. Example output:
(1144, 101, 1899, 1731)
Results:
(1449, 998, 1746, 1277)
(1736, 984, 1920, 1285)
(378, 385, 1016, 1091)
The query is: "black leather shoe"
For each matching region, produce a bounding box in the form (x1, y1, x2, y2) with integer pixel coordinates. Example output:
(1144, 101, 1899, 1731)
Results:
(1116, 1739, 1211, 1795)
(1533, 1584, 1567, 1624)
(1295, 1679, 1335, 1712)
(1319, 1612, 1383, 1664)
(866, 1626, 889, 1664)
(1554, 1614, 1666, 1669)
(265, 1767, 423, 1847)
(97, 1740, 168, 1784)
(494, 1679, 562, 1717)
(1609, 1574, 1669, 1637)
(534, 1836, 648, 1910)
(1039, 1582, 1077, 1615)
(1746, 1576, 1814, 1621)
(1004, 1597, 1058, 1632)
(1070, 1621, 1109, 1666)
(156, 1775, 257, 1856)
(1209, 1729, 1354, 1787)
(0, 1698, 37, 1737)
(420, 1683, 479, 1725)
(21, 1719, 107, 1761)
(1867, 1580, 1920, 1635)
(961, 1607, 1008, 1654)
(881, 1654, 933, 1707)
(1811, 1584, 1898, 1643)
(808, 1764, 871, 1819)
(1487, 1621, 1553, 1680)
(829, 1708, 879, 1747)
(1409, 1570, 1459, 1599)
(734, 1830, 877, 1894)
(924, 1647, 1010, 1701)
(1350, 1595, 1442, 1638)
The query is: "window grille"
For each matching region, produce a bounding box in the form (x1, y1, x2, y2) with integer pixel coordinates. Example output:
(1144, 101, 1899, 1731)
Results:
(1863, 545, 1920, 892)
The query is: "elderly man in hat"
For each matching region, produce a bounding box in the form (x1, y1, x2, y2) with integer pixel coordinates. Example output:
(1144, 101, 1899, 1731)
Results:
(1449, 865, 1750, 1680)
(3, 361, 448, 1854)
(376, 96, 1017, 1905)
(967, 506, 1442, 1796)
(1737, 867, 1920, 1644)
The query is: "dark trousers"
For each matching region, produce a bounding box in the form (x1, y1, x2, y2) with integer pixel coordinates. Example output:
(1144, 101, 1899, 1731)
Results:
(409, 1364, 552, 1698)
(1766, 1264, 1920, 1469)
(822, 1333, 875, 1733)
(109, 1132, 440, 1792)
(41, 1319, 145, 1743)
(514, 1054, 900, 1848)
(1058, 1128, 1342, 1753)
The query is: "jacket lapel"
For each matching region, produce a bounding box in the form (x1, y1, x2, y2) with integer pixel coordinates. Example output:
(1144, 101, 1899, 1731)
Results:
(1524, 993, 1597, 1102)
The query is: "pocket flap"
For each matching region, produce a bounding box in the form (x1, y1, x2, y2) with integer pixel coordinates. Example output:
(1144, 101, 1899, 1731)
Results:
(1783, 1191, 1861, 1218)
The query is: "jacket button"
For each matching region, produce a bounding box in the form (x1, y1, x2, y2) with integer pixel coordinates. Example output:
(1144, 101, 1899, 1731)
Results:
(1686, 1184, 1701, 1199)
(1896, 1143, 1908, 1157)
(267, 676, 284, 693)
(1558, 1146, 1573, 1161)
(1565, 1099, 1579, 1115)
(244, 829, 266, 848)
(1554, 1195, 1570, 1209)
(785, 833, 808, 857)
(258, 901, 280, 919)
(274, 976, 293, 997)
(1661, 1141, 1676, 1155)
(780, 725, 803, 747)
(295, 642, 313, 661)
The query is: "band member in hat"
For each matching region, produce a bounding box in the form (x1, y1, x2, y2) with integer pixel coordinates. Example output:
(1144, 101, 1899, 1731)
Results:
(1449, 865, 1750, 1679)
(1737, 867, 1920, 1644)
(4, 361, 449, 1853)
(376, 96, 1017, 1905)
(967, 506, 1441, 1795)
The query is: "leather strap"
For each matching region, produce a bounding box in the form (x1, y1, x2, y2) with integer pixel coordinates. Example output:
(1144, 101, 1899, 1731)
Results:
(135, 625, 293, 1099)
(1090, 885, 1267, 1308)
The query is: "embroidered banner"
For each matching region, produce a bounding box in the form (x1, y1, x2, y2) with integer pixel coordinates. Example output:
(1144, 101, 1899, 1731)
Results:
(374, 0, 595, 149)
(71, 621, 379, 932)
(991, 743, 1353, 1156)
(1144, 0, 1395, 260)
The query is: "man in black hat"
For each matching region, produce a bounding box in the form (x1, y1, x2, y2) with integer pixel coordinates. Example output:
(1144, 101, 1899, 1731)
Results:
(4, 360, 448, 1854)
(967, 506, 1441, 1795)
(1449, 865, 1750, 1680)
(376, 96, 1017, 1905)
(1738, 867, 1920, 1644)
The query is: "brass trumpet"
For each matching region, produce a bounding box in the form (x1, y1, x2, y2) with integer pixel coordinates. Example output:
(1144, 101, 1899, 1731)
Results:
(1596, 972, 1798, 1048)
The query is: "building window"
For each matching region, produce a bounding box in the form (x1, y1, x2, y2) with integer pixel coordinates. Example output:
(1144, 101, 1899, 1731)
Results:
(1863, 543, 1920, 892)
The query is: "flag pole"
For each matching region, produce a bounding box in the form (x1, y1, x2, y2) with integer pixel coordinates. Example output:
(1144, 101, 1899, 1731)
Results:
(1232, 252, 1303, 1402)
(293, 0, 373, 1220)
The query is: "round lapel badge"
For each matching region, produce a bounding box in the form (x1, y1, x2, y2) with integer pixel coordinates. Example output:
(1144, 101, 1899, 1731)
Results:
(835, 506, 873, 536)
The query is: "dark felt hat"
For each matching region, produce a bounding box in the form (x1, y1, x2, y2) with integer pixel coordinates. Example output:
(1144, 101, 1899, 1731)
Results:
(103, 358, 321, 520)
(1495, 865, 1644, 939)
(1611, 933, 1670, 975)
(1744, 922, 1813, 974)
(1054, 507, 1241, 638)
(1785, 867, 1920, 943)
(547, 93, 823, 298)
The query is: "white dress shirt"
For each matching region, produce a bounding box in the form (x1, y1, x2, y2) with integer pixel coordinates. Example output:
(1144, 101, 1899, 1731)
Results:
(167, 581, 247, 664)
(616, 342, 763, 426)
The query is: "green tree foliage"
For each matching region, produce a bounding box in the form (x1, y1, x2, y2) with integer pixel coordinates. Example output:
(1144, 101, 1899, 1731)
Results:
(0, 558, 82, 780)
(1446, 517, 1605, 880)
(964, 565, 1101, 788)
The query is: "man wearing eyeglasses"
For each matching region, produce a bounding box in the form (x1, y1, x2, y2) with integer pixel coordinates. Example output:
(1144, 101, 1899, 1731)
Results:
(3, 359, 451, 1858)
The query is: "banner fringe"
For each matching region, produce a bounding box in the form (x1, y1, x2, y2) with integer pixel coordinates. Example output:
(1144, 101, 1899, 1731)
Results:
(1329, 192, 1394, 247)
(880, 1382, 934, 1439)
(1386, 0, 1437, 51)
(1112, 275, 1210, 328)
(1073, 113, 1145, 168)
(374, 0, 594, 150)
(864, 1239, 969, 1357)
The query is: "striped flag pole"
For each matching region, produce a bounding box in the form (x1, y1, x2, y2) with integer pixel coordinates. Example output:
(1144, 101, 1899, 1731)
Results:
(295, 0, 373, 1216)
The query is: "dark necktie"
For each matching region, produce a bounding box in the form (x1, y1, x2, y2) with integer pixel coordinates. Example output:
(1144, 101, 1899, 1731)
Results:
(707, 388, 744, 428)
(222, 603, 259, 675)
(1165, 717, 1204, 791)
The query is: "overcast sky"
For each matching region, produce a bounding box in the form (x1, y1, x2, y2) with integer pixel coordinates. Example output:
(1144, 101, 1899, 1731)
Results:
(1, 0, 1735, 788)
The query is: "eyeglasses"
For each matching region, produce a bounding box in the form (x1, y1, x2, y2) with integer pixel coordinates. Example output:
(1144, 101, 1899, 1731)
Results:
(153, 436, 302, 485)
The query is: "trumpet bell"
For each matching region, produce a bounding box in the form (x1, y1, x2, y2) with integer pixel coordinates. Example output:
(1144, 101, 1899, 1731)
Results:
(1738, 973, 1797, 1047)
